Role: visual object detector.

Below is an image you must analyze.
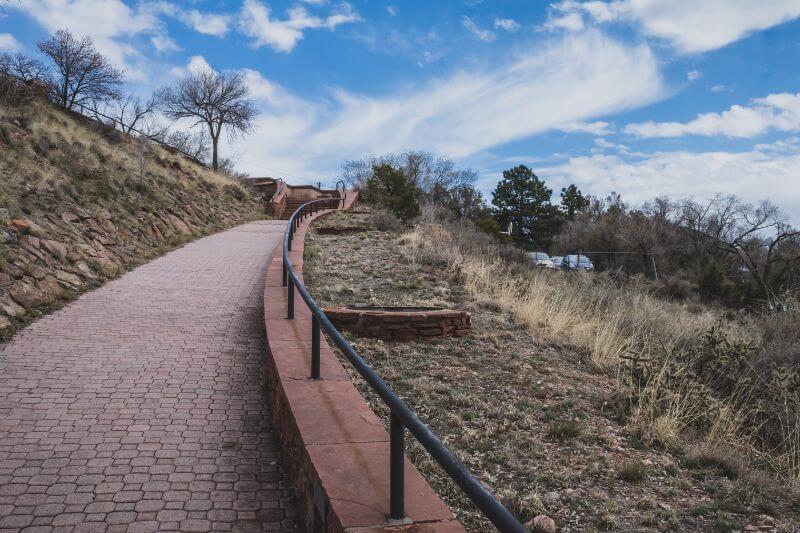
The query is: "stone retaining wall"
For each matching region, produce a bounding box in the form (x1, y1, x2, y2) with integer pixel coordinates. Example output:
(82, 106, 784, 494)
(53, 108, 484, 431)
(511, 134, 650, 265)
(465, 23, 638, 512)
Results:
(324, 307, 471, 340)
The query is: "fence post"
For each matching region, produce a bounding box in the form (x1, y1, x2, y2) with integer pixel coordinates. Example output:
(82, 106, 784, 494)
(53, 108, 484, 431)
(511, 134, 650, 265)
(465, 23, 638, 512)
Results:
(390, 412, 405, 520)
(311, 315, 320, 379)
(287, 277, 294, 320)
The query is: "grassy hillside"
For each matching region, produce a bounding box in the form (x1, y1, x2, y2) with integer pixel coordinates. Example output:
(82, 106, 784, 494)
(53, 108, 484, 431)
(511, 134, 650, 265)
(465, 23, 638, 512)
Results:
(305, 208, 799, 532)
(0, 97, 263, 339)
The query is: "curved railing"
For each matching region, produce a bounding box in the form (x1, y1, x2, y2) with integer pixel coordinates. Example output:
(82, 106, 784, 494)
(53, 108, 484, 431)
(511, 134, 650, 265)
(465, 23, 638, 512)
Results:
(281, 198, 526, 532)
(334, 180, 346, 202)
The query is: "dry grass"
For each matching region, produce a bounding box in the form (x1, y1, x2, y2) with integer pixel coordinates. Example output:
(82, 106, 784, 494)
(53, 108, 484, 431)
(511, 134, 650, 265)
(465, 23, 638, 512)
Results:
(305, 209, 800, 531)
(400, 217, 800, 487)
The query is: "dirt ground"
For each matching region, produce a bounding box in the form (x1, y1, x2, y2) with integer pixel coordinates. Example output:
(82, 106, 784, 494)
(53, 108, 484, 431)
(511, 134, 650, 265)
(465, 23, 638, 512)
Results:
(304, 209, 796, 532)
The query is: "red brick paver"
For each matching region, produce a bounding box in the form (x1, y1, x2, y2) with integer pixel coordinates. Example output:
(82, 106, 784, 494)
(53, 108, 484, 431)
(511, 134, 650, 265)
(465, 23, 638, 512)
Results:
(0, 221, 298, 533)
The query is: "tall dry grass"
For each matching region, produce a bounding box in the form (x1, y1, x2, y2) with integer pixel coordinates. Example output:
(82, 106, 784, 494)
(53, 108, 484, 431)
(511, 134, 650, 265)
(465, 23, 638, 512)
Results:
(403, 212, 800, 481)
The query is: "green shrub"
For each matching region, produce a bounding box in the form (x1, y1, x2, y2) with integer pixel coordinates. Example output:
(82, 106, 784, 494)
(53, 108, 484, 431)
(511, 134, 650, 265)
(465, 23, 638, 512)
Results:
(617, 461, 648, 482)
(364, 163, 420, 221)
(547, 420, 582, 441)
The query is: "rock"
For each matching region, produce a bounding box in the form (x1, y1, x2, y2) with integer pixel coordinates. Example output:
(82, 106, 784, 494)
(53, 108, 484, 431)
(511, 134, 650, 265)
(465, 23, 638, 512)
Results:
(41, 239, 68, 260)
(11, 218, 29, 232)
(543, 492, 561, 507)
(61, 211, 80, 223)
(7, 282, 52, 308)
(525, 515, 556, 533)
(167, 214, 191, 236)
(5, 263, 24, 279)
(25, 219, 48, 238)
(38, 275, 64, 299)
(0, 297, 25, 317)
(54, 270, 82, 287)
(26, 265, 48, 280)
(0, 208, 9, 222)
(74, 261, 98, 280)
(74, 207, 92, 220)
(0, 272, 13, 287)
(433, 286, 451, 297)
(0, 227, 15, 244)
(0, 315, 10, 330)
(94, 257, 119, 277)
(21, 235, 40, 249)
(97, 208, 112, 220)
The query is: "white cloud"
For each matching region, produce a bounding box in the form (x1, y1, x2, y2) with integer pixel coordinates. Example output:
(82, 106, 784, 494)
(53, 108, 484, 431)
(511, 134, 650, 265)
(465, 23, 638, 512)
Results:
(687, 69, 702, 82)
(229, 31, 664, 180)
(10, 0, 163, 79)
(0, 33, 21, 52)
(239, 0, 360, 52)
(462, 16, 495, 42)
(711, 84, 727, 93)
(494, 18, 520, 32)
(150, 34, 181, 53)
(558, 121, 614, 136)
(541, 140, 800, 223)
(169, 55, 214, 77)
(546, 0, 800, 53)
(387, 6, 397, 16)
(625, 92, 800, 138)
(179, 10, 231, 37)
(542, 12, 585, 32)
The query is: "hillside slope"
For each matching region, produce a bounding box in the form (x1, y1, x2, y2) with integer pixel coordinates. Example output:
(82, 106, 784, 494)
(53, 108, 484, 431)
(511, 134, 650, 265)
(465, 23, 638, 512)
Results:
(305, 209, 796, 532)
(0, 98, 263, 339)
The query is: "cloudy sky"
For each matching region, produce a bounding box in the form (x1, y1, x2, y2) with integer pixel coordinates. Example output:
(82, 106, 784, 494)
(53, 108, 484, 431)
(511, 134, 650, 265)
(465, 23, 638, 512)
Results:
(2, 1, 800, 220)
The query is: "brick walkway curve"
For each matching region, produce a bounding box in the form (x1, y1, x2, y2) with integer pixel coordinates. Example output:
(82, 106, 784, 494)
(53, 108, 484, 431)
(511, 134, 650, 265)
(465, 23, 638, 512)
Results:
(0, 220, 298, 533)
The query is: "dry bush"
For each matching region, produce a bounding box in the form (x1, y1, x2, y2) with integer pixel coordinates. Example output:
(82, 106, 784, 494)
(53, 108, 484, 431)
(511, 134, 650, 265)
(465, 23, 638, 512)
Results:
(403, 213, 800, 481)
(371, 209, 403, 232)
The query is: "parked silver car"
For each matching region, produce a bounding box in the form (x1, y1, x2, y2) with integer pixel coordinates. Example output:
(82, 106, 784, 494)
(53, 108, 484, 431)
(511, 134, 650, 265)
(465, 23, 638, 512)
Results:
(550, 256, 564, 270)
(561, 254, 594, 271)
(528, 252, 555, 268)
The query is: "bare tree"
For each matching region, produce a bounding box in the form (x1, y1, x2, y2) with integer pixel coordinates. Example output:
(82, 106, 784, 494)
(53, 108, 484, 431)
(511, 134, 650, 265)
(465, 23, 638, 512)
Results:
(37, 29, 124, 111)
(679, 195, 800, 301)
(95, 93, 161, 134)
(0, 52, 50, 82)
(157, 69, 257, 171)
(163, 130, 210, 162)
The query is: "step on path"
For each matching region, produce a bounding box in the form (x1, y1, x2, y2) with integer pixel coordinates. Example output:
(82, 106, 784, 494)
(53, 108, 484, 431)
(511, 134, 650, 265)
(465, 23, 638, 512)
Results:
(0, 220, 298, 533)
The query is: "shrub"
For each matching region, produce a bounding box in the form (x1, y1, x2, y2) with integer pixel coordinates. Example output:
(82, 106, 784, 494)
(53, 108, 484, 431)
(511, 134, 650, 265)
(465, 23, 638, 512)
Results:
(547, 420, 582, 441)
(364, 163, 421, 221)
(617, 461, 648, 482)
(371, 210, 402, 232)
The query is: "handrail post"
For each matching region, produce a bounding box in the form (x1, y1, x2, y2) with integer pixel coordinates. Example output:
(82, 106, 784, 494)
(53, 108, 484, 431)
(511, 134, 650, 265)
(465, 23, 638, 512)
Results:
(390, 412, 405, 520)
(311, 315, 320, 379)
(287, 277, 294, 319)
(282, 258, 287, 287)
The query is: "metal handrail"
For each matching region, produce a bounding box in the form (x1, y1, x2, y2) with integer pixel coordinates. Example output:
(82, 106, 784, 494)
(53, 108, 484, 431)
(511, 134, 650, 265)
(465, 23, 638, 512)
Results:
(335, 180, 346, 201)
(281, 198, 526, 532)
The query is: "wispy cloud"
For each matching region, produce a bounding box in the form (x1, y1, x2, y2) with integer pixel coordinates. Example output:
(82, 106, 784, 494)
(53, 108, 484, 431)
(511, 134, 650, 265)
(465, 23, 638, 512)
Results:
(494, 18, 520, 33)
(625, 92, 800, 138)
(9, 0, 162, 78)
(462, 16, 495, 42)
(239, 0, 360, 52)
(229, 31, 664, 179)
(544, 0, 800, 53)
(0, 33, 21, 52)
(542, 138, 800, 222)
(558, 121, 614, 136)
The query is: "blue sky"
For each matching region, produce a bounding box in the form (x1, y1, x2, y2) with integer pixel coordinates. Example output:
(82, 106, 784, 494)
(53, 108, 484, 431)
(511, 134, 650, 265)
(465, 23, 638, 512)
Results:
(2, 1, 800, 220)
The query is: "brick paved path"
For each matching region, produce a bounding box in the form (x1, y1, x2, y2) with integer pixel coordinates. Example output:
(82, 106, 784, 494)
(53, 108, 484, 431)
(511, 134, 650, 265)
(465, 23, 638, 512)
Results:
(0, 221, 298, 533)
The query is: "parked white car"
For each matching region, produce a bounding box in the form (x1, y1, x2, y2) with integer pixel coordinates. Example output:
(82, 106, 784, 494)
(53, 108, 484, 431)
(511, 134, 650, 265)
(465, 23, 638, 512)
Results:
(550, 256, 564, 270)
(528, 252, 555, 268)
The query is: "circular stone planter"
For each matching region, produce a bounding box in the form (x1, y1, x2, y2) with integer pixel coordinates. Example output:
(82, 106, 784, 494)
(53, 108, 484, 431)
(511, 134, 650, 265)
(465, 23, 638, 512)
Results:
(323, 306, 471, 341)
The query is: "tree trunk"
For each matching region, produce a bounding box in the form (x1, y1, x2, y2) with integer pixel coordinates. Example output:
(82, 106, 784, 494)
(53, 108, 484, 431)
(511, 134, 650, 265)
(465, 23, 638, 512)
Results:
(211, 139, 218, 171)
